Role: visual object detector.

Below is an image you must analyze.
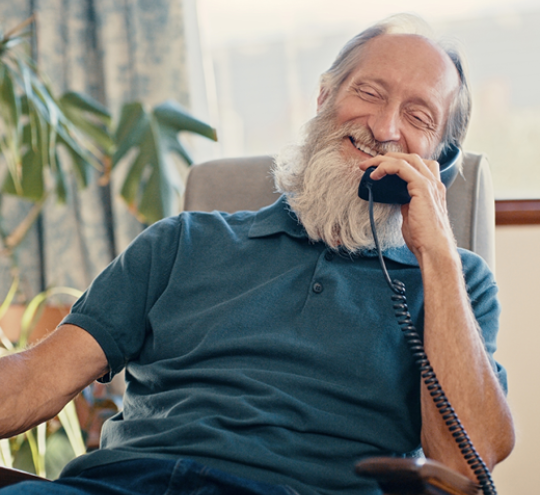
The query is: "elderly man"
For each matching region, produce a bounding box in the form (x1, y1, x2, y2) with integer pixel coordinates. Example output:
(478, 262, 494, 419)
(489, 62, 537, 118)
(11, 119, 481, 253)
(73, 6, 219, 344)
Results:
(0, 15, 513, 495)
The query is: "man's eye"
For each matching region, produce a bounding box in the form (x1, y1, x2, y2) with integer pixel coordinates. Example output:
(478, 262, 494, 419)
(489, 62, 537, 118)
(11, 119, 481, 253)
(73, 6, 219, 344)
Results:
(410, 113, 432, 128)
(349, 83, 380, 100)
(358, 89, 378, 99)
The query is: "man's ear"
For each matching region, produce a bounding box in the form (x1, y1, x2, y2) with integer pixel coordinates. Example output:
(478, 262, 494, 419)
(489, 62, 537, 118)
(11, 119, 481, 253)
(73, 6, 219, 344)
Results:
(317, 87, 330, 113)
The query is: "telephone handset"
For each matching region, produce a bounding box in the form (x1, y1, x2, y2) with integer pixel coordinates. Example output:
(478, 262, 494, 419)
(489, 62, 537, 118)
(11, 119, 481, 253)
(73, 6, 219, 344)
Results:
(356, 145, 497, 495)
(357, 143, 461, 204)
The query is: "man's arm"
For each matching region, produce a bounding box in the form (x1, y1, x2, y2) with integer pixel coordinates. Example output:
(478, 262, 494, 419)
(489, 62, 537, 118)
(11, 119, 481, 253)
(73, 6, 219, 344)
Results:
(0, 324, 109, 439)
(360, 152, 515, 478)
(417, 243, 514, 475)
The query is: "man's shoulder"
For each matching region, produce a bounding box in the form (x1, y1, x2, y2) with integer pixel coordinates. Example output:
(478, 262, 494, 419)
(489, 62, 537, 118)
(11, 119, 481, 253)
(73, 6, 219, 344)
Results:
(457, 248, 497, 296)
(457, 248, 493, 276)
(182, 207, 259, 224)
(178, 207, 260, 235)
(177, 196, 292, 239)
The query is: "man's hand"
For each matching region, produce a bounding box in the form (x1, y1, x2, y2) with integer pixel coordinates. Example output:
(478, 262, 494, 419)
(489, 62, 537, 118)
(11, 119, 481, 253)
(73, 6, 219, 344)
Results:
(359, 151, 456, 262)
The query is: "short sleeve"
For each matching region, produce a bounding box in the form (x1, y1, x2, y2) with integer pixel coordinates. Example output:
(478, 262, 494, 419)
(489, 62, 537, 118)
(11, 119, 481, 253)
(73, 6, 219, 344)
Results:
(459, 249, 507, 394)
(60, 215, 183, 381)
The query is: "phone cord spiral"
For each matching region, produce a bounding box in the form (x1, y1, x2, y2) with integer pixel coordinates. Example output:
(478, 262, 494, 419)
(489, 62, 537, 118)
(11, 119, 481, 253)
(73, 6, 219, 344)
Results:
(367, 186, 497, 495)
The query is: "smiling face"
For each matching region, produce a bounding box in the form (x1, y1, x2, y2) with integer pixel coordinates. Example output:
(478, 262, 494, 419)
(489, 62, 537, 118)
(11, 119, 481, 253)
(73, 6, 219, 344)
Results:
(319, 34, 460, 161)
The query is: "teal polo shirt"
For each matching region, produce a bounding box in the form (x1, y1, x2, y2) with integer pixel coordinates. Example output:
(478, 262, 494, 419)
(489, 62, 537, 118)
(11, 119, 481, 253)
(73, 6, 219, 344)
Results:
(60, 196, 505, 495)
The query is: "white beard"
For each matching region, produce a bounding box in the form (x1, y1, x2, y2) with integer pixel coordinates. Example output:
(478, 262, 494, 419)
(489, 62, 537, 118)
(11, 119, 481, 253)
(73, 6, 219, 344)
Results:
(273, 107, 406, 253)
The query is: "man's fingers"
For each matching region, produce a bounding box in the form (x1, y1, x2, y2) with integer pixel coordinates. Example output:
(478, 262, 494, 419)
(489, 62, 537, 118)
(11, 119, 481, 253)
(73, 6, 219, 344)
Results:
(424, 158, 441, 179)
(363, 158, 417, 182)
(359, 152, 441, 182)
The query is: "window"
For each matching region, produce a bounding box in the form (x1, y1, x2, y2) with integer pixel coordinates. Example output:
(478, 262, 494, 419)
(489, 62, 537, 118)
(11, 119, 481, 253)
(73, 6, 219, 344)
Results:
(195, 0, 540, 223)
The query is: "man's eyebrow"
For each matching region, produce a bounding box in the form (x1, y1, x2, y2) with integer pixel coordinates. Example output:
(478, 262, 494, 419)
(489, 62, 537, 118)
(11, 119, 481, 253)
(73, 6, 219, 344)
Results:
(349, 76, 388, 90)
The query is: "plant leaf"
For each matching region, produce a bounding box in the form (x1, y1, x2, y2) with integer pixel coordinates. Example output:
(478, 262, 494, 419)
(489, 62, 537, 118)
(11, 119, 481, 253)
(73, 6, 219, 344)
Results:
(156, 124, 193, 165)
(12, 435, 36, 475)
(137, 155, 183, 224)
(0, 65, 22, 192)
(153, 100, 217, 141)
(119, 115, 183, 223)
(60, 139, 92, 188)
(44, 429, 75, 480)
(19, 286, 83, 347)
(24, 430, 44, 476)
(52, 150, 67, 203)
(20, 147, 44, 200)
(0, 276, 19, 322)
(59, 91, 111, 124)
(57, 401, 85, 457)
(112, 102, 148, 167)
(0, 65, 21, 131)
(119, 127, 154, 205)
(114, 100, 216, 223)
(0, 276, 18, 351)
(59, 92, 114, 154)
(3, 115, 47, 200)
(0, 438, 13, 468)
(137, 165, 164, 223)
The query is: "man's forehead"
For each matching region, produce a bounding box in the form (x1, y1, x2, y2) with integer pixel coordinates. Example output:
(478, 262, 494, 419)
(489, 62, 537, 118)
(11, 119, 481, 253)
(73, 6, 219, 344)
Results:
(349, 33, 460, 97)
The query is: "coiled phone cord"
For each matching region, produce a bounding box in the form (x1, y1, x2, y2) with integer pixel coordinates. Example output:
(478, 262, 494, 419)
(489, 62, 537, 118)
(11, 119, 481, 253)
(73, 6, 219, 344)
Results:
(366, 186, 497, 495)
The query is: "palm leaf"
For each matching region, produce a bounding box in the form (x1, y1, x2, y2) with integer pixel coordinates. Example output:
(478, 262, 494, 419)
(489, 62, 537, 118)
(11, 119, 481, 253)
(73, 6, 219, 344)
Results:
(114, 100, 217, 223)
(0, 31, 106, 202)
(60, 91, 110, 123)
(153, 100, 217, 143)
(112, 102, 148, 166)
(59, 92, 114, 155)
(0, 65, 22, 193)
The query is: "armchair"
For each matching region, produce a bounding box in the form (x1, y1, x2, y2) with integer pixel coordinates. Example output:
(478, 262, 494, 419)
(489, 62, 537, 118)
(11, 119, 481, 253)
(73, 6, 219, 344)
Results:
(0, 152, 495, 494)
(184, 151, 495, 495)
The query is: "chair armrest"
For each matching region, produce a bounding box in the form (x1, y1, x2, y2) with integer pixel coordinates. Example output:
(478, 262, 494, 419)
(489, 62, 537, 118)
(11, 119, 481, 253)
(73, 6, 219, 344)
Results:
(0, 466, 50, 488)
(355, 457, 480, 495)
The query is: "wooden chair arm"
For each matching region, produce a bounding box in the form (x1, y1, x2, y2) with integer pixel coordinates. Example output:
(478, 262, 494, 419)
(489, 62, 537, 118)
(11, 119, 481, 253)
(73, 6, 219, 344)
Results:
(355, 457, 481, 495)
(0, 466, 50, 488)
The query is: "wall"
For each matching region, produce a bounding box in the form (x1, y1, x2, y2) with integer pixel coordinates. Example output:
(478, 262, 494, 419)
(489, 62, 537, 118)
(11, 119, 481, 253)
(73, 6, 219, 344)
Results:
(492, 225, 540, 493)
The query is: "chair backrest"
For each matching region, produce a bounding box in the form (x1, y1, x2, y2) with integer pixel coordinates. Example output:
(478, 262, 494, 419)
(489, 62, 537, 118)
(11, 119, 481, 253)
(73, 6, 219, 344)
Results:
(184, 152, 496, 271)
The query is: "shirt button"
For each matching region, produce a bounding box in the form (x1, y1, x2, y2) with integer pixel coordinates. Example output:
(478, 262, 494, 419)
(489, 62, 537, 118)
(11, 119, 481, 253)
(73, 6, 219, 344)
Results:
(324, 251, 334, 261)
(312, 282, 324, 294)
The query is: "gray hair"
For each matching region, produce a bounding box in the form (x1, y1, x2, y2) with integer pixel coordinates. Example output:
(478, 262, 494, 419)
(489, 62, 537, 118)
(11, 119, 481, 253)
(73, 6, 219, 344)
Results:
(319, 14, 472, 151)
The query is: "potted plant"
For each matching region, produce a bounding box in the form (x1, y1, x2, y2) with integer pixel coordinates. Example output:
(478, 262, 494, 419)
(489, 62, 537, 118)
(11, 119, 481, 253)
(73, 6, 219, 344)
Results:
(0, 16, 217, 477)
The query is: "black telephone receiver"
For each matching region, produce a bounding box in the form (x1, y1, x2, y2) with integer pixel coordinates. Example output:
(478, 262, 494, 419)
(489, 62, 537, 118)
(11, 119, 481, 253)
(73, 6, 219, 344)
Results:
(357, 144, 461, 204)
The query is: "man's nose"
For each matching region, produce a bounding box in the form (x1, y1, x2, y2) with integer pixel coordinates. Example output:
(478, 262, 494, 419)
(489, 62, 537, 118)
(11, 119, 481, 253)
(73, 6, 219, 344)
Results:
(367, 107, 401, 143)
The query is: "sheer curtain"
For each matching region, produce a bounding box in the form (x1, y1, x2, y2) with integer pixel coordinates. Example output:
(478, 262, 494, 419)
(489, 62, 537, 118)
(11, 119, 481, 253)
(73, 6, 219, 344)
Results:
(0, 0, 190, 300)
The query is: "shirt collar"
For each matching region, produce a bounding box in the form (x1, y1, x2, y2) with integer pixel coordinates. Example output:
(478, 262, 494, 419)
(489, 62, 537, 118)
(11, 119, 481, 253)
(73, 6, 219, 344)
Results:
(249, 195, 307, 239)
(248, 195, 419, 267)
(357, 245, 419, 267)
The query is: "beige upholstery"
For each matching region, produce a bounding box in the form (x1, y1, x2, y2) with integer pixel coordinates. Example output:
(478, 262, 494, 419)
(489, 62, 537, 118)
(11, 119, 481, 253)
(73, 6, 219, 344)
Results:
(184, 152, 496, 271)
